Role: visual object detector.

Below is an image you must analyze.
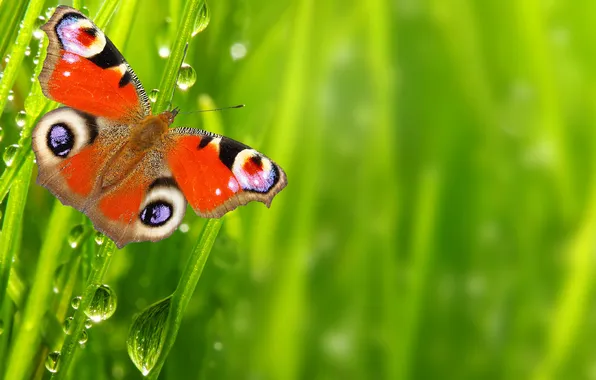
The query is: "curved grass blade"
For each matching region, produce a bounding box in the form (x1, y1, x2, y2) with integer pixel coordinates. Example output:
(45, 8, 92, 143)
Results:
(146, 219, 223, 379)
(0, 0, 46, 116)
(0, 156, 33, 307)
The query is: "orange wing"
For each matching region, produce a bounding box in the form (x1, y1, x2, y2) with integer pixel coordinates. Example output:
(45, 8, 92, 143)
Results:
(39, 6, 149, 123)
(166, 128, 287, 218)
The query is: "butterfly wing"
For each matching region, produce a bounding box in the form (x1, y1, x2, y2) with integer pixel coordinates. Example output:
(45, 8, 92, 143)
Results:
(32, 107, 128, 211)
(33, 108, 187, 248)
(165, 128, 287, 218)
(85, 155, 187, 248)
(39, 5, 150, 123)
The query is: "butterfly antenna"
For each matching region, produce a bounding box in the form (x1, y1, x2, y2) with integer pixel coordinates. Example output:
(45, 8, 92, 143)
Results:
(178, 104, 245, 115)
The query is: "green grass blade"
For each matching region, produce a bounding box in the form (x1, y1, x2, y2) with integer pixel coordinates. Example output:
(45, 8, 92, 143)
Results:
(3, 201, 76, 380)
(147, 218, 223, 379)
(51, 240, 116, 380)
(0, 0, 46, 116)
(0, 156, 33, 307)
(154, 0, 206, 113)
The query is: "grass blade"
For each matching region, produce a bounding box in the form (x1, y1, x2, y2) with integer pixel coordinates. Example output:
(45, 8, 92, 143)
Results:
(146, 219, 223, 379)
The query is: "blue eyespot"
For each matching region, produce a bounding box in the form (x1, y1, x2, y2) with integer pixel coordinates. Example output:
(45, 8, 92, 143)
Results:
(140, 201, 172, 227)
(47, 123, 74, 157)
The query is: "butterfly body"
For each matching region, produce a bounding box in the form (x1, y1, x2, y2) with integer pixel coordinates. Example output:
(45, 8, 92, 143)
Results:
(32, 6, 287, 248)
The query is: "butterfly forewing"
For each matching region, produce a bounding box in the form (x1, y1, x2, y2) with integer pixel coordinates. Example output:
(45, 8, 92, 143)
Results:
(39, 5, 150, 123)
(166, 128, 287, 218)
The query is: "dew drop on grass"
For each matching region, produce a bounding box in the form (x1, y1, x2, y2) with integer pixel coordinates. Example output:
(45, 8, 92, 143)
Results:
(7, 90, 14, 102)
(79, 330, 88, 345)
(15, 110, 26, 127)
(3, 144, 20, 167)
(230, 43, 247, 60)
(45, 351, 61, 373)
(24, 46, 31, 57)
(71, 296, 82, 310)
(94, 232, 105, 245)
(127, 297, 171, 376)
(80, 6, 90, 17)
(0, 127, 4, 143)
(177, 63, 196, 91)
(158, 46, 171, 58)
(84, 284, 117, 322)
(63, 316, 73, 334)
(149, 89, 159, 103)
(67, 224, 86, 248)
(156, 18, 171, 59)
(33, 16, 46, 39)
(45, 7, 56, 19)
(85, 318, 93, 329)
(191, 2, 211, 37)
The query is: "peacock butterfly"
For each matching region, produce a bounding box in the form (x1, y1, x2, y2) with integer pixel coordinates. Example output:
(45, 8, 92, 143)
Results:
(32, 6, 287, 248)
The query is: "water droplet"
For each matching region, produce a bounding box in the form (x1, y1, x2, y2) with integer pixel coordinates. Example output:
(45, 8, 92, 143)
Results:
(176, 63, 196, 91)
(0, 127, 4, 142)
(63, 316, 73, 334)
(33, 58, 39, 65)
(149, 89, 159, 103)
(158, 46, 170, 58)
(214, 341, 223, 351)
(3, 144, 20, 167)
(4, 54, 10, 64)
(192, 2, 211, 37)
(45, 7, 57, 19)
(67, 224, 86, 248)
(84, 284, 117, 322)
(15, 110, 26, 127)
(71, 296, 82, 310)
(179, 223, 189, 233)
(94, 232, 105, 245)
(33, 16, 46, 39)
(7, 90, 14, 102)
(127, 297, 171, 376)
(230, 43, 247, 60)
(45, 351, 61, 373)
(85, 319, 93, 329)
(80, 6, 90, 17)
(79, 330, 88, 345)
(156, 18, 172, 59)
(24, 46, 31, 57)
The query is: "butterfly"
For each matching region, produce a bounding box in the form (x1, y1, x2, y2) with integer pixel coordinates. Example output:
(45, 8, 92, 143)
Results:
(31, 6, 287, 248)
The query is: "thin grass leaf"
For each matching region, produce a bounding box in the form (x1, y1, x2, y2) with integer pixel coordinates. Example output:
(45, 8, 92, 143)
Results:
(0, 0, 46, 116)
(0, 155, 33, 307)
(51, 240, 117, 380)
(146, 218, 223, 379)
(4, 200, 76, 380)
(0, 0, 27, 61)
(154, 0, 206, 113)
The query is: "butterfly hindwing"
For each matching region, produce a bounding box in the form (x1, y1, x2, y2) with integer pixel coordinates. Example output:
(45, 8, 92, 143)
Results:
(166, 128, 287, 218)
(32, 107, 126, 211)
(39, 5, 150, 123)
(86, 158, 188, 248)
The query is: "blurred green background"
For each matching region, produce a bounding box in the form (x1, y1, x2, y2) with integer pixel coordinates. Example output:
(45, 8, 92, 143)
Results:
(2, 0, 596, 379)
